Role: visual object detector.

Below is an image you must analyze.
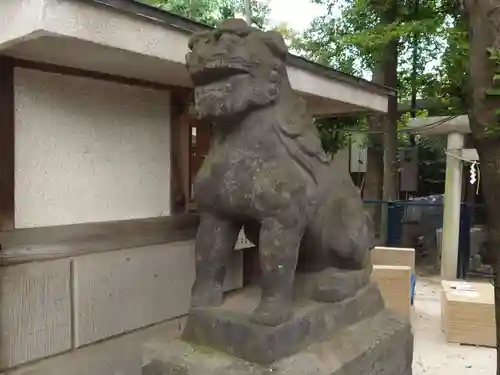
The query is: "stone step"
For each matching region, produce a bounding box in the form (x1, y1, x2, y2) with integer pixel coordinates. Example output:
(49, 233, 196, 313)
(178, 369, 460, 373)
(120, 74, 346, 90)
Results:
(181, 281, 384, 365)
(141, 309, 413, 375)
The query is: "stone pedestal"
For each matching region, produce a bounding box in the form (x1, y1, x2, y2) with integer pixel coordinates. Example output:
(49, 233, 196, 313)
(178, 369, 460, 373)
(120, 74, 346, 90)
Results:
(141, 281, 413, 375)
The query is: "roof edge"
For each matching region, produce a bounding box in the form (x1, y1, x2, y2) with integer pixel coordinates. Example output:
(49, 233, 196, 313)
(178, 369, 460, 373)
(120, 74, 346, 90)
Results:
(71, 0, 395, 97)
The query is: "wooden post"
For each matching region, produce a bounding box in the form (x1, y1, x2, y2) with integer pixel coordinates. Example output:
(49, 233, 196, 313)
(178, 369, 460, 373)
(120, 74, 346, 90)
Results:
(0, 57, 15, 231)
(0, 56, 14, 370)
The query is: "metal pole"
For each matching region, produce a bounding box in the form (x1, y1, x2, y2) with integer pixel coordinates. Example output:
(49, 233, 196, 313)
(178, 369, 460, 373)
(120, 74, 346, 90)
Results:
(441, 132, 465, 280)
(244, 0, 252, 25)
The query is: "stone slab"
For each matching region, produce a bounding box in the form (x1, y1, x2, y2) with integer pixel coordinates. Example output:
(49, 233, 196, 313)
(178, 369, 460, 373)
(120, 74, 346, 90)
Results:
(73, 241, 242, 347)
(142, 309, 413, 375)
(1, 259, 72, 370)
(5, 318, 184, 375)
(182, 283, 384, 365)
(73, 242, 194, 347)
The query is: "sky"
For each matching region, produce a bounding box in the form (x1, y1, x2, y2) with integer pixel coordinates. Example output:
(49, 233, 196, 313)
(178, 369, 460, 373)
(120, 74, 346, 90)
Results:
(267, 0, 326, 31)
(266, 0, 440, 80)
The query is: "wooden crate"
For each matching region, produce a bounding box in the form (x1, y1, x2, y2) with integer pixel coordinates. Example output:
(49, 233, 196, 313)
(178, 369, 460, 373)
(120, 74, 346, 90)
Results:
(371, 246, 415, 273)
(441, 280, 496, 347)
(440, 280, 462, 331)
(371, 265, 412, 319)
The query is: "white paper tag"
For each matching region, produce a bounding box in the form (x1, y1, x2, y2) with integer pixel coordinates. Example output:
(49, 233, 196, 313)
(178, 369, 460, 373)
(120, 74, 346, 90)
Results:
(455, 284, 474, 291)
(451, 290, 480, 298)
(449, 281, 473, 291)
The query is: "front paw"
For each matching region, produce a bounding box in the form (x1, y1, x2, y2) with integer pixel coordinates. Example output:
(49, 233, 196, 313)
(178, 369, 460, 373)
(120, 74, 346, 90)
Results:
(249, 298, 293, 326)
(190, 280, 224, 308)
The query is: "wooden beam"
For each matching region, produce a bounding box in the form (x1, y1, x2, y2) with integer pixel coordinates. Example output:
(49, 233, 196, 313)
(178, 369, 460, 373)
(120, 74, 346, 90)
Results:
(0, 57, 15, 231)
(0, 214, 199, 266)
(11, 57, 191, 94)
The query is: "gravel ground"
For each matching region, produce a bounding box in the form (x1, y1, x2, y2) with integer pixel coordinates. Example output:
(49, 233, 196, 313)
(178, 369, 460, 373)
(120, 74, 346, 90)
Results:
(413, 277, 496, 374)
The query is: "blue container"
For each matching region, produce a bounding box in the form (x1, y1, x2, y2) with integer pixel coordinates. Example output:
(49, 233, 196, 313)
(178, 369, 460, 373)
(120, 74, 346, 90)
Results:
(410, 273, 416, 305)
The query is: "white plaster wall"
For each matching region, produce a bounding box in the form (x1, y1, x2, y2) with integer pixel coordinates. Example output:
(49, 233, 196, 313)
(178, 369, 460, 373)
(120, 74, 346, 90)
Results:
(0, 0, 44, 50)
(14, 68, 171, 228)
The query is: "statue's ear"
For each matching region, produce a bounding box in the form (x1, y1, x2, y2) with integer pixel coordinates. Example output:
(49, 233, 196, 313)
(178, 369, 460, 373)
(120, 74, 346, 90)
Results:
(188, 31, 211, 50)
(259, 31, 288, 60)
(217, 18, 250, 34)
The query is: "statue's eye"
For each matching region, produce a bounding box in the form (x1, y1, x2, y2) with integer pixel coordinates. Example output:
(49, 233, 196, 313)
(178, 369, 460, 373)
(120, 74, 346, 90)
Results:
(214, 31, 223, 42)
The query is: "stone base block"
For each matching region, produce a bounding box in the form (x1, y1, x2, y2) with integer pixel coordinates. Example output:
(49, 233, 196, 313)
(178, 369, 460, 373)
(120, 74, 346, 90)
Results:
(181, 283, 383, 365)
(142, 309, 413, 375)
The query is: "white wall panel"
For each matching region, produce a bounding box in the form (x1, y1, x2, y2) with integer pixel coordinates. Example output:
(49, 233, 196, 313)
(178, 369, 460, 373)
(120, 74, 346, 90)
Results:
(14, 68, 171, 228)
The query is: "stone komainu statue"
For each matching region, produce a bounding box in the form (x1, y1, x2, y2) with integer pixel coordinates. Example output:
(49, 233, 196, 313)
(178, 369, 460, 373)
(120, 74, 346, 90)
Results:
(185, 19, 375, 327)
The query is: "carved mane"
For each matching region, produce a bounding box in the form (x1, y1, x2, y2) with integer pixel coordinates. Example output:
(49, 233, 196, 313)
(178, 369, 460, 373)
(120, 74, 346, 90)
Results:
(274, 93, 329, 185)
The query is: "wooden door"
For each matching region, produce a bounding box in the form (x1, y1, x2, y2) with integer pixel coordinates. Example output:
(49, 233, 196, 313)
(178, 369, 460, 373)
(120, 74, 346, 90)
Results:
(189, 121, 212, 203)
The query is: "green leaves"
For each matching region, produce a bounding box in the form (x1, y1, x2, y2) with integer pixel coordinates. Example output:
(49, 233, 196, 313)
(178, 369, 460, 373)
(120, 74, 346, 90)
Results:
(140, 0, 270, 29)
(291, 0, 472, 119)
(314, 116, 367, 156)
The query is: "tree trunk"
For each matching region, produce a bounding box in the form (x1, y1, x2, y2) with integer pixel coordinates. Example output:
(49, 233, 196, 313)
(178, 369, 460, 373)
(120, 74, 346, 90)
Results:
(464, 1, 500, 372)
(381, 37, 399, 243)
(365, 0, 399, 242)
(364, 66, 385, 237)
(381, 1, 399, 204)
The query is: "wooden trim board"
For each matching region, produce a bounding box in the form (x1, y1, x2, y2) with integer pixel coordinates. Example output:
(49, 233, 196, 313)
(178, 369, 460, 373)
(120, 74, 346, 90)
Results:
(0, 214, 199, 266)
(10, 58, 189, 94)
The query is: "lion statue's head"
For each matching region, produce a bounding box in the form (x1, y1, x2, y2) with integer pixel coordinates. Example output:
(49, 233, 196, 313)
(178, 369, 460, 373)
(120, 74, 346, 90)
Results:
(185, 18, 290, 122)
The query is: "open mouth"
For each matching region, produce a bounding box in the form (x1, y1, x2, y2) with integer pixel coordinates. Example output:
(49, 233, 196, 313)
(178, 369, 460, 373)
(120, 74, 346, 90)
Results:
(191, 65, 250, 86)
